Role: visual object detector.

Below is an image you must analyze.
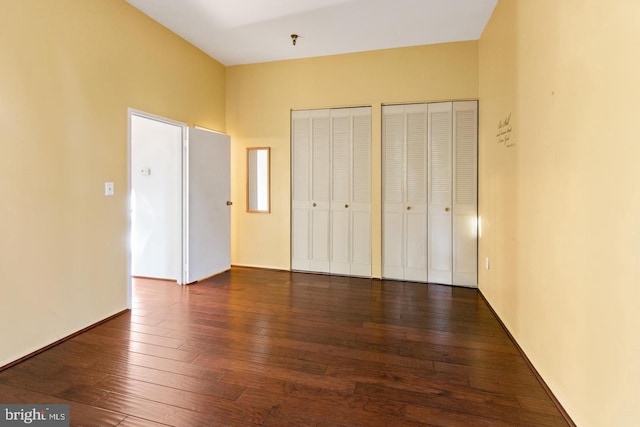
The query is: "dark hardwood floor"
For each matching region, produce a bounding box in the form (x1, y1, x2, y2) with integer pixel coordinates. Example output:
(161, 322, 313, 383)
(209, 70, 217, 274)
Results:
(0, 268, 568, 426)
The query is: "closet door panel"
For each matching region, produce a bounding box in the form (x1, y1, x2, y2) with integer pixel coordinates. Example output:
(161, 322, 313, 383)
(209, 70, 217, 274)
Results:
(453, 214, 476, 281)
(405, 211, 428, 281)
(427, 102, 453, 285)
(350, 108, 372, 276)
(453, 101, 478, 286)
(429, 213, 452, 283)
(312, 113, 331, 202)
(330, 110, 351, 274)
(309, 112, 331, 272)
(291, 209, 310, 270)
(383, 211, 404, 279)
(404, 106, 428, 282)
(352, 111, 371, 206)
(291, 111, 312, 270)
(351, 209, 371, 276)
(330, 209, 350, 275)
(382, 107, 405, 280)
(331, 112, 350, 203)
(310, 209, 330, 271)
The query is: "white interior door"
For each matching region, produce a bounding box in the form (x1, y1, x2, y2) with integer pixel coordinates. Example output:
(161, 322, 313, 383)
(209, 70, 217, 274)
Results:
(427, 102, 453, 285)
(130, 114, 182, 281)
(184, 128, 231, 283)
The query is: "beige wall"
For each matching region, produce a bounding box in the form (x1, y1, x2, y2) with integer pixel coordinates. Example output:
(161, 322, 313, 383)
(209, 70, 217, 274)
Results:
(0, 0, 225, 366)
(226, 42, 479, 274)
(8, 2, 637, 423)
(479, 1, 640, 425)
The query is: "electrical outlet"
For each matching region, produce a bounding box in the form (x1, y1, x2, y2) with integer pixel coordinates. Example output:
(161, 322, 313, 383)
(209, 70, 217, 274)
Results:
(485, 257, 490, 270)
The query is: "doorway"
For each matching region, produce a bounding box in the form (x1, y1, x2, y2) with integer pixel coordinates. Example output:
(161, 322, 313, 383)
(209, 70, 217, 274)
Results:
(127, 110, 232, 307)
(129, 112, 183, 283)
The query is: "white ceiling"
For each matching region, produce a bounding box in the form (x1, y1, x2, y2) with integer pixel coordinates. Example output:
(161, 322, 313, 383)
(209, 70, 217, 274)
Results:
(126, 0, 498, 66)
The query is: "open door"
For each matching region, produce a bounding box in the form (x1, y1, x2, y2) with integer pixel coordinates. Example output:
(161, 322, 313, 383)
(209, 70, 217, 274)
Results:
(183, 127, 231, 284)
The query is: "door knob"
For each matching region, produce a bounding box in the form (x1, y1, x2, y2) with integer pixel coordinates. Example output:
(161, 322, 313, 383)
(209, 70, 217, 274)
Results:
(345, 204, 349, 208)
(226, 201, 233, 206)
(445, 207, 450, 212)
(407, 206, 412, 210)
(312, 202, 317, 207)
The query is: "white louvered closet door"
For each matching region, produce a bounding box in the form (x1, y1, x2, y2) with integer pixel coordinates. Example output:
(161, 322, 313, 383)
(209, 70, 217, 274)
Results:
(290, 109, 331, 273)
(330, 107, 372, 276)
(382, 101, 477, 286)
(310, 110, 331, 273)
(382, 105, 405, 280)
(330, 109, 352, 275)
(452, 101, 478, 286)
(404, 105, 429, 282)
(427, 102, 453, 285)
(382, 104, 428, 281)
(292, 107, 371, 276)
(291, 110, 312, 271)
(349, 108, 372, 276)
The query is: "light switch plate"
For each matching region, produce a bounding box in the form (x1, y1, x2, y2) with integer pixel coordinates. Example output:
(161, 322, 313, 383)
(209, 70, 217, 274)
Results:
(105, 182, 114, 196)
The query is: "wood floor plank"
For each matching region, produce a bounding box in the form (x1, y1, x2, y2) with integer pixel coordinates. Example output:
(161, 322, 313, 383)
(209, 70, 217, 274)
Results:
(0, 383, 127, 427)
(102, 316, 174, 337)
(193, 353, 355, 393)
(72, 332, 199, 363)
(405, 404, 515, 427)
(87, 327, 186, 349)
(239, 387, 428, 427)
(95, 392, 215, 426)
(0, 357, 108, 401)
(0, 268, 569, 426)
(95, 375, 268, 424)
(433, 360, 542, 387)
(117, 416, 173, 427)
(88, 360, 240, 399)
